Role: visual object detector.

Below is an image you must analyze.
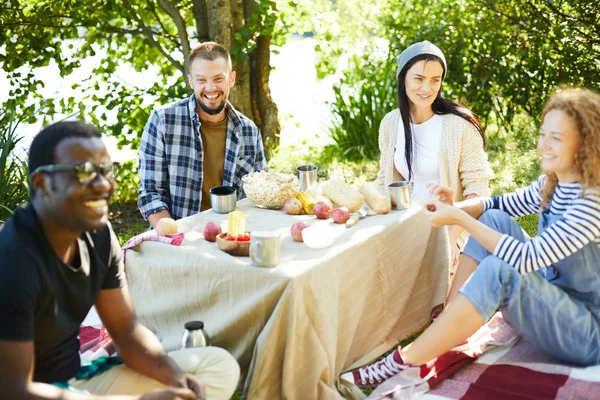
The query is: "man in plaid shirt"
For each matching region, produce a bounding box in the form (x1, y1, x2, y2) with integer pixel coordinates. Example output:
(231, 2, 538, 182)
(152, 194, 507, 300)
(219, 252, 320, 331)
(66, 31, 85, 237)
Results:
(138, 42, 267, 227)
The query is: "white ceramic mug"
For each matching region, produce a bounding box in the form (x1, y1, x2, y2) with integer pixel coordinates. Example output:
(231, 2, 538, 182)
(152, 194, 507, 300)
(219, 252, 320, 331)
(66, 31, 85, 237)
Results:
(250, 231, 281, 268)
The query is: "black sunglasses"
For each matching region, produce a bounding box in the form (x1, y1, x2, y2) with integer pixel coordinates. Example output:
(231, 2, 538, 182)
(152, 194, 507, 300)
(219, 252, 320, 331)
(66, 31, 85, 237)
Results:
(33, 161, 116, 185)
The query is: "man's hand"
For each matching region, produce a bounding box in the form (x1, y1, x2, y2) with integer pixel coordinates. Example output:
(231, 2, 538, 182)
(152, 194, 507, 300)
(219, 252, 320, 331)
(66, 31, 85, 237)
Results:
(139, 387, 199, 400)
(426, 183, 454, 205)
(169, 372, 206, 400)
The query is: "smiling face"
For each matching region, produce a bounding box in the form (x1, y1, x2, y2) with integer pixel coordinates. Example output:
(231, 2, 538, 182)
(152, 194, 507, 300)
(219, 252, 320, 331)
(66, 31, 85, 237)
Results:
(188, 57, 236, 121)
(404, 59, 444, 114)
(40, 137, 114, 232)
(538, 109, 582, 183)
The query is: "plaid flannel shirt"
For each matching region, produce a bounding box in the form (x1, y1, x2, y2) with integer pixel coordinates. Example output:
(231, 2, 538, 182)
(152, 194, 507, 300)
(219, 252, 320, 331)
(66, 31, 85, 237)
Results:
(138, 94, 267, 220)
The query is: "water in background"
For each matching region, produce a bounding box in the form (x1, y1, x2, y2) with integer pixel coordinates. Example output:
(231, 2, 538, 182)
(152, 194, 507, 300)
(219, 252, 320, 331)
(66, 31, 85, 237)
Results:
(3, 37, 338, 162)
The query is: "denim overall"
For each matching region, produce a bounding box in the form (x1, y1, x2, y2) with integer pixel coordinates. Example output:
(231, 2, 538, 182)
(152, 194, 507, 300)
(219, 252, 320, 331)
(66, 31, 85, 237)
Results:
(459, 206, 600, 366)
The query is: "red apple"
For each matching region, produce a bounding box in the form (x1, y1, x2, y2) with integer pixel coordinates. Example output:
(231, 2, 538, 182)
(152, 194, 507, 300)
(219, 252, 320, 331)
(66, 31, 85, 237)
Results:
(331, 207, 350, 224)
(317, 195, 333, 209)
(426, 204, 437, 212)
(314, 201, 333, 219)
(203, 221, 222, 242)
(284, 197, 303, 215)
(291, 221, 310, 242)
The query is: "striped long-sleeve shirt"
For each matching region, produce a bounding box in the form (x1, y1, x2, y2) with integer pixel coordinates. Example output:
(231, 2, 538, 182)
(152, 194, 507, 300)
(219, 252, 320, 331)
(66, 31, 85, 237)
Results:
(481, 176, 600, 274)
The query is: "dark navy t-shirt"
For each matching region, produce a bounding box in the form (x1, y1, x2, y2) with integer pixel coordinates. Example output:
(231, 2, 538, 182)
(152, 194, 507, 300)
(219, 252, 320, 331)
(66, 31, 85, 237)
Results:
(0, 204, 125, 383)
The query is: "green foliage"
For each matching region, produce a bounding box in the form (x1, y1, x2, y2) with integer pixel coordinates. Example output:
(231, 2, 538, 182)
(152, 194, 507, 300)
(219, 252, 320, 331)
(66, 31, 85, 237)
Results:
(323, 0, 600, 161)
(280, 0, 386, 79)
(328, 54, 396, 161)
(231, 0, 285, 60)
(1, 0, 286, 151)
(111, 160, 140, 204)
(1, 0, 185, 150)
(267, 140, 379, 185)
(0, 110, 30, 223)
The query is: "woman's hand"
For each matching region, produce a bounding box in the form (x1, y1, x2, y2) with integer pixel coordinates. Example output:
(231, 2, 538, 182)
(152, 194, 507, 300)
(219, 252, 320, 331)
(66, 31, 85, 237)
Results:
(423, 199, 462, 227)
(426, 183, 454, 205)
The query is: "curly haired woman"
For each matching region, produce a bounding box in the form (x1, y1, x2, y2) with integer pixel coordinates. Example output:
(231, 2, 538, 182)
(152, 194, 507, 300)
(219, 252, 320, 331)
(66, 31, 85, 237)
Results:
(343, 87, 600, 388)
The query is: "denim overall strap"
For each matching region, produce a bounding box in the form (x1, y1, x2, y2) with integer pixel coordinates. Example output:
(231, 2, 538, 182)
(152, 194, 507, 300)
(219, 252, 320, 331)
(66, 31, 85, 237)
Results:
(538, 201, 600, 305)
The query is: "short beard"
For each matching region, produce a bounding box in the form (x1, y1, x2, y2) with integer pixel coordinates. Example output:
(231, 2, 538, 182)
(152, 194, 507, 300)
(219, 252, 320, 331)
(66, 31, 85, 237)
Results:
(196, 96, 226, 116)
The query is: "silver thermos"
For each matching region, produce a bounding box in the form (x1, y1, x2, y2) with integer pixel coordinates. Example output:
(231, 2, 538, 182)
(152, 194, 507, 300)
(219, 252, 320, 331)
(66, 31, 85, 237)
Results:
(181, 321, 212, 348)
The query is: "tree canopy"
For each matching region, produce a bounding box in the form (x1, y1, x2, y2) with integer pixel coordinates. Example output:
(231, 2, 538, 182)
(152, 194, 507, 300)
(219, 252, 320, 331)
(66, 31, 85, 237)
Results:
(1, 0, 281, 151)
(320, 0, 600, 159)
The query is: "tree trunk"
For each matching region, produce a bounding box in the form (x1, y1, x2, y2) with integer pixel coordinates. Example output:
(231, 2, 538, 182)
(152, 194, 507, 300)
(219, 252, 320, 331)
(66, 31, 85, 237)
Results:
(251, 34, 279, 153)
(195, 0, 280, 156)
(207, 0, 232, 48)
(229, 0, 253, 121)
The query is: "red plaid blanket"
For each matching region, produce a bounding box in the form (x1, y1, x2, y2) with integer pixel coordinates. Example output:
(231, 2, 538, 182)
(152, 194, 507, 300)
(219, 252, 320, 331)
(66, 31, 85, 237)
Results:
(367, 313, 600, 399)
(78, 231, 184, 363)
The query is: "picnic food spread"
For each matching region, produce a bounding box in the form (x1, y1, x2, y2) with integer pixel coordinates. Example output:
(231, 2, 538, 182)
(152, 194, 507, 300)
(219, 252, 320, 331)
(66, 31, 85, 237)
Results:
(242, 170, 298, 209)
(321, 179, 365, 212)
(209, 171, 403, 253)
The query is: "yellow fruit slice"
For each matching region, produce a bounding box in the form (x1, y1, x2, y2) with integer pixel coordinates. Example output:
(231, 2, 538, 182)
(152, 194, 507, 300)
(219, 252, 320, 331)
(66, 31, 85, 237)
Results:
(228, 210, 246, 237)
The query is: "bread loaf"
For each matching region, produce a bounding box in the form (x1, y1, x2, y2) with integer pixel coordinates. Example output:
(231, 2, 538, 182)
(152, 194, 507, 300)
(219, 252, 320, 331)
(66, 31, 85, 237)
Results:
(321, 179, 364, 212)
(359, 183, 391, 214)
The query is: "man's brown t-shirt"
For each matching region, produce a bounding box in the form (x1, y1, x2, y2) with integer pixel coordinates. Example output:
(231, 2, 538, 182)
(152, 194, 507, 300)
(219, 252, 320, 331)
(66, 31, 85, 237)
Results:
(199, 116, 227, 211)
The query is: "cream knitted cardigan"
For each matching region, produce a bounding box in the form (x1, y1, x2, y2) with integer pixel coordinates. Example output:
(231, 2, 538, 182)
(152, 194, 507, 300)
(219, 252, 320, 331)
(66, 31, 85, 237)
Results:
(374, 109, 494, 202)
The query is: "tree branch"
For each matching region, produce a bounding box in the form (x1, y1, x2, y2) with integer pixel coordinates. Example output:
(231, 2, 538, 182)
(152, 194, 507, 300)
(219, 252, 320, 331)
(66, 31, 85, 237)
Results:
(145, 0, 180, 45)
(121, 0, 184, 74)
(156, 0, 191, 74)
(541, 0, 600, 44)
(0, 21, 145, 36)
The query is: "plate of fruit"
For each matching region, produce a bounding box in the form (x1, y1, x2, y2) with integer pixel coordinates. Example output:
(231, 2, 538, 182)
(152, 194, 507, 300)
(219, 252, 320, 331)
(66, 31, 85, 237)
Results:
(215, 210, 251, 256)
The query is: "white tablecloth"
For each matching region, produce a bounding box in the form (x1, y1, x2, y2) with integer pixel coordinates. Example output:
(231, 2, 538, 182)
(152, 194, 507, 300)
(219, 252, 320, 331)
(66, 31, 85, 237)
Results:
(125, 199, 450, 399)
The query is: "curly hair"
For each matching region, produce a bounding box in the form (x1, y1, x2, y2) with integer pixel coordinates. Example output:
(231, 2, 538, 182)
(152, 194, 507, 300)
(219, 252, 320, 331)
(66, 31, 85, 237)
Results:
(539, 87, 600, 208)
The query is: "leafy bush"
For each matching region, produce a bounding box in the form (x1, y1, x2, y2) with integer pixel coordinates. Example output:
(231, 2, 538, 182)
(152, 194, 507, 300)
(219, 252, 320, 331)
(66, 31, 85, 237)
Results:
(111, 159, 140, 205)
(0, 111, 30, 223)
(328, 52, 397, 161)
(268, 140, 379, 185)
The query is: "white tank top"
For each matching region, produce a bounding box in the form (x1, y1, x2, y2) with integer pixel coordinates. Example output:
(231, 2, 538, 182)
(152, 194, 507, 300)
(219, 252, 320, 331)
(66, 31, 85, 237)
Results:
(394, 114, 442, 199)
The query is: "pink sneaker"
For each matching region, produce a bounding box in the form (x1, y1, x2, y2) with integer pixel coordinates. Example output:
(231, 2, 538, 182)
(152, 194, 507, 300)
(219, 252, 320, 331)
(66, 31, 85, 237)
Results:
(340, 350, 409, 389)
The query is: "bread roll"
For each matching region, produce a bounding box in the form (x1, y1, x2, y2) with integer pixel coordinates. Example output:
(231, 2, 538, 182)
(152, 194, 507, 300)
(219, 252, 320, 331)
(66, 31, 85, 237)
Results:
(321, 179, 364, 212)
(359, 183, 391, 214)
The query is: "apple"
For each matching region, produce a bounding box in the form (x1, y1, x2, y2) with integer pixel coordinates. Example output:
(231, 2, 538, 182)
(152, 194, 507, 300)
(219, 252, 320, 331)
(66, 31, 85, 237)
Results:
(426, 204, 437, 212)
(156, 218, 178, 235)
(331, 207, 350, 224)
(203, 221, 222, 242)
(314, 201, 333, 220)
(316, 195, 333, 209)
(291, 221, 310, 242)
(284, 197, 303, 215)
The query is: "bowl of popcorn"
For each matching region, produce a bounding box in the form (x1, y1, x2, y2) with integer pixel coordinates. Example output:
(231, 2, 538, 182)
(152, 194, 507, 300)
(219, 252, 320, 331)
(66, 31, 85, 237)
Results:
(242, 171, 299, 209)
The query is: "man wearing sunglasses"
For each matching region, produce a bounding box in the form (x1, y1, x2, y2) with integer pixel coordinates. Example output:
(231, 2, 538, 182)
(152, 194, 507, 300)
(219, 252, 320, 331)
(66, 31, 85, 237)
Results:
(138, 41, 267, 228)
(0, 121, 240, 399)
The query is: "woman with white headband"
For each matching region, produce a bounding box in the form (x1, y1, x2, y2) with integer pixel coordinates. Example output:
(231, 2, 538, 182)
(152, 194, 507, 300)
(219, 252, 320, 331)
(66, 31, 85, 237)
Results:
(375, 40, 494, 269)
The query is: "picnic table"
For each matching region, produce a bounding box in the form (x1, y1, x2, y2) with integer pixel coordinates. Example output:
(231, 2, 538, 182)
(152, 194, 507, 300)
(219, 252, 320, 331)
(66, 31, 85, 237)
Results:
(124, 199, 451, 399)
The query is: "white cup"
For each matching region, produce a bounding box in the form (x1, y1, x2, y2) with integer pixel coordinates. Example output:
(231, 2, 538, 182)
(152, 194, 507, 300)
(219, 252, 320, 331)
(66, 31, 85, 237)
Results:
(250, 232, 280, 268)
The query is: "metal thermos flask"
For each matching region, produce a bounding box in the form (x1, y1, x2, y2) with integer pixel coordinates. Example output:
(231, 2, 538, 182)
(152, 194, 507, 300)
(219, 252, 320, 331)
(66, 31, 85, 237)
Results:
(181, 321, 211, 348)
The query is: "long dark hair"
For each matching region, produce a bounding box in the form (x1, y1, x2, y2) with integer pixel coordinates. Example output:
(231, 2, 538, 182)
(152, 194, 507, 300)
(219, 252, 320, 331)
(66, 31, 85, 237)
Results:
(397, 54, 484, 180)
